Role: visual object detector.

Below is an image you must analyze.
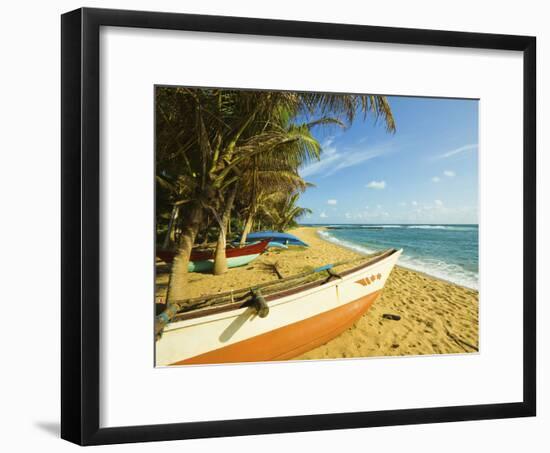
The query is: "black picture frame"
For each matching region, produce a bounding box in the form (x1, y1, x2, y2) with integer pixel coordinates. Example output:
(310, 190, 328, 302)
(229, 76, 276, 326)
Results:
(61, 7, 536, 446)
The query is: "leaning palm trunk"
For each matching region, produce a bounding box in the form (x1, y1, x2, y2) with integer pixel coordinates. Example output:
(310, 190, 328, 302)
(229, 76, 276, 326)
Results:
(239, 210, 255, 246)
(212, 230, 227, 275)
(212, 185, 238, 275)
(166, 202, 204, 303)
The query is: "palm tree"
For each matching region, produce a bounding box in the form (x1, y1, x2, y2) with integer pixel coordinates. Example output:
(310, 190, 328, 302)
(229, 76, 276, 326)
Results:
(208, 106, 324, 274)
(237, 125, 318, 246)
(155, 173, 194, 249)
(252, 191, 312, 232)
(274, 192, 313, 231)
(156, 88, 396, 304)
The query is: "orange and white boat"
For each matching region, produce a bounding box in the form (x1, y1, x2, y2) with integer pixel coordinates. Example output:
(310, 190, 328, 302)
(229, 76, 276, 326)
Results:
(156, 248, 402, 366)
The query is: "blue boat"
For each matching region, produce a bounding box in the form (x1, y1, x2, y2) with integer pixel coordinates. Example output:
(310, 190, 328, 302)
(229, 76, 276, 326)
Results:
(266, 241, 288, 249)
(231, 240, 288, 250)
(244, 231, 309, 247)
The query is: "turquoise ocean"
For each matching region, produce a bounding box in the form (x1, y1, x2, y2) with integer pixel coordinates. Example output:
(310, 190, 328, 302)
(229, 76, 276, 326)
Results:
(312, 224, 478, 290)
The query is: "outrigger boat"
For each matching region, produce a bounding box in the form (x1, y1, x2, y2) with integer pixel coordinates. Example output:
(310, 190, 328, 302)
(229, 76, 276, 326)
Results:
(244, 231, 309, 247)
(157, 240, 270, 272)
(233, 240, 288, 249)
(156, 248, 402, 366)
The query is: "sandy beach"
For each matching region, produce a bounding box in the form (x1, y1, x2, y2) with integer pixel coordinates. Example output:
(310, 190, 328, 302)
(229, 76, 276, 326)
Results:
(156, 226, 479, 359)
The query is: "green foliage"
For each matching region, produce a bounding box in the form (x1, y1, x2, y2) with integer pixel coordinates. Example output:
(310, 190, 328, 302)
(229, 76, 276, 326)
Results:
(155, 87, 396, 248)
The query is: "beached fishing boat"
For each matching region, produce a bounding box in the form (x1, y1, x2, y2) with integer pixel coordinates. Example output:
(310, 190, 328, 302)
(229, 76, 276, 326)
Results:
(157, 240, 270, 272)
(156, 248, 402, 365)
(235, 240, 288, 249)
(244, 231, 309, 247)
(266, 241, 288, 249)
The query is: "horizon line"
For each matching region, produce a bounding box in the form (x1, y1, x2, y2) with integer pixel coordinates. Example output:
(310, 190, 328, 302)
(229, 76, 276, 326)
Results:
(299, 222, 479, 226)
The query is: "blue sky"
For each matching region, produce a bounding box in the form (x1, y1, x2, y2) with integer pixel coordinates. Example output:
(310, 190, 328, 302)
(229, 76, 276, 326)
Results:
(299, 95, 479, 224)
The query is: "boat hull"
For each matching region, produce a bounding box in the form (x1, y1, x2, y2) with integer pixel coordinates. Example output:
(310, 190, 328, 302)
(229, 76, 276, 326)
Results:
(188, 253, 261, 272)
(232, 241, 288, 249)
(245, 231, 309, 247)
(156, 249, 402, 366)
(157, 240, 269, 270)
(267, 241, 288, 249)
(172, 291, 380, 365)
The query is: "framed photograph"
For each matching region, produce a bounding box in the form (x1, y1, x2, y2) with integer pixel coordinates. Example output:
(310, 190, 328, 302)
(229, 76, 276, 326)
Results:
(61, 7, 536, 445)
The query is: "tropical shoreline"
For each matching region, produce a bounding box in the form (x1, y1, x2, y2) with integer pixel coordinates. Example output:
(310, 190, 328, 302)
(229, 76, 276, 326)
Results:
(155, 226, 479, 359)
(314, 227, 477, 291)
(294, 227, 479, 359)
(315, 225, 478, 291)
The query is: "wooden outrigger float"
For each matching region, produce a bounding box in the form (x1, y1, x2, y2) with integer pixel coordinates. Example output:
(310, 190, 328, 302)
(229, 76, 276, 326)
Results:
(155, 248, 402, 366)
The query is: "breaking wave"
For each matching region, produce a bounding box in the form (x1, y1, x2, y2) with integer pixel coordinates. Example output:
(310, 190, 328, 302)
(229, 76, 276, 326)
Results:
(318, 229, 478, 290)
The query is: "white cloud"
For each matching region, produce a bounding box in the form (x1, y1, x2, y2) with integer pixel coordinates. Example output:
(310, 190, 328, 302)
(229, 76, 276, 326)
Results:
(300, 140, 393, 178)
(322, 137, 335, 148)
(399, 202, 407, 207)
(412, 201, 418, 206)
(402, 203, 478, 224)
(432, 176, 441, 183)
(344, 212, 352, 219)
(327, 199, 337, 205)
(435, 143, 478, 160)
(300, 144, 339, 177)
(360, 209, 390, 220)
(444, 170, 456, 177)
(376, 204, 382, 209)
(319, 211, 328, 218)
(366, 180, 386, 190)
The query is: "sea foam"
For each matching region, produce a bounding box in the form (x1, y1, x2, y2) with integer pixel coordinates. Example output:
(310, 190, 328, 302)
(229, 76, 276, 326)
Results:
(318, 229, 478, 290)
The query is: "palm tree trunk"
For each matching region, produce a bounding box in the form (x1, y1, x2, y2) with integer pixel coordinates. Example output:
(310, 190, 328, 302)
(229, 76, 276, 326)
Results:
(200, 215, 211, 246)
(162, 204, 179, 250)
(166, 201, 203, 303)
(239, 211, 255, 246)
(213, 185, 238, 275)
(212, 229, 227, 276)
